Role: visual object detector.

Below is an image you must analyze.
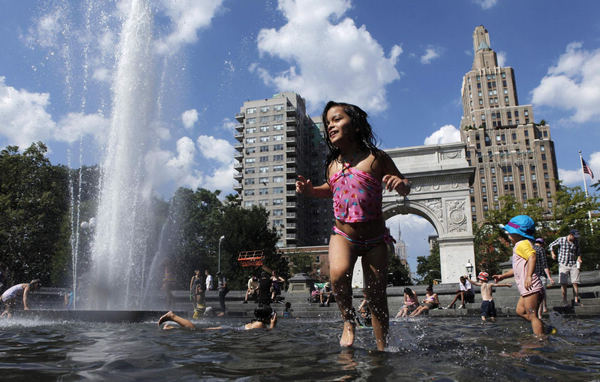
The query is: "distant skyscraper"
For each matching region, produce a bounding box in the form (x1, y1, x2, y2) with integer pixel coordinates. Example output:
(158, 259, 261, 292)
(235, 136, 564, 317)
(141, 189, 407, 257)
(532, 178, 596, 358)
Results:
(395, 227, 408, 268)
(460, 25, 559, 223)
(234, 92, 332, 247)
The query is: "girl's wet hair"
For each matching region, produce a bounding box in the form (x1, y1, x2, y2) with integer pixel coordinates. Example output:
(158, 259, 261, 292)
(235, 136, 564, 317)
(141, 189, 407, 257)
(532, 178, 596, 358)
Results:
(321, 101, 381, 175)
(404, 287, 414, 297)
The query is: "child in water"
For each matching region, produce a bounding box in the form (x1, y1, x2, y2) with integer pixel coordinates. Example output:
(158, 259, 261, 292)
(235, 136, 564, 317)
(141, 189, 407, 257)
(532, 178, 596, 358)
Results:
(158, 306, 277, 331)
(296, 101, 411, 351)
(469, 271, 511, 322)
(493, 215, 549, 336)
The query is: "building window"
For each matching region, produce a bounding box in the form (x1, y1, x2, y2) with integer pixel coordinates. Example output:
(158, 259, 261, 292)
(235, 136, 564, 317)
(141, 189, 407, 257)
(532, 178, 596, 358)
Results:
(273, 165, 284, 172)
(259, 156, 269, 162)
(273, 114, 284, 121)
(481, 177, 486, 184)
(541, 154, 546, 160)
(259, 188, 268, 195)
(260, 106, 269, 113)
(244, 201, 254, 208)
(273, 134, 284, 141)
(259, 200, 269, 207)
(259, 116, 270, 124)
(273, 154, 284, 161)
(260, 136, 270, 142)
(247, 127, 257, 134)
(273, 144, 284, 151)
(245, 158, 256, 164)
(273, 198, 283, 205)
(273, 124, 283, 131)
(274, 104, 284, 111)
(244, 190, 255, 196)
(246, 137, 256, 144)
(245, 147, 256, 154)
(273, 187, 284, 194)
(260, 125, 269, 132)
(246, 107, 256, 114)
(273, 209, 284, 216)
(471, 206, 476, 212)
(272, 176, 284, 183)
(531, 174, 536, 180)
(245, 178, 255, 185)
(245, 167, 255, 174)
(247, 117, 256, 124)
(260, 146, 269, 152)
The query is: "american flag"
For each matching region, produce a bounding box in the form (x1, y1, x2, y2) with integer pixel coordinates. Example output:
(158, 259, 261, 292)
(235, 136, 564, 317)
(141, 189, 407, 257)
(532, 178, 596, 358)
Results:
(582, 157, 594, 179)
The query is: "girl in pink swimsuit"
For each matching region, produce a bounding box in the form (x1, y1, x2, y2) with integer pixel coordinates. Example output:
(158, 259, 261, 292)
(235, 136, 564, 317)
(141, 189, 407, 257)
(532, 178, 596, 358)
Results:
(296, 101, 411, 351)
(493, 215, 548, 336)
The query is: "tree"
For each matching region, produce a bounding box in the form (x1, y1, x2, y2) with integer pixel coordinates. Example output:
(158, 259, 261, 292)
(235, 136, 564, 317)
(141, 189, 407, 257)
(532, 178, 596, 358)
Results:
(0, 143, 70, 286)
(388, 245, 412, 286)
(416, 240, 440, 285)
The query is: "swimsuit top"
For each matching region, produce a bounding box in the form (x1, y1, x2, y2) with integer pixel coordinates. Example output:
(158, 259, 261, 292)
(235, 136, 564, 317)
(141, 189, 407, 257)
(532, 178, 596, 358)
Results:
(329, 163, 382, 223)
(424, 294, 436, 303)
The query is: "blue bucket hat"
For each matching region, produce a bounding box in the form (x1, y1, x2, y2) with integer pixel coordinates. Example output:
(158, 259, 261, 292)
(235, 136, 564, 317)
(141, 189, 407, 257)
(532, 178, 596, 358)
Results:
(504, 215, 535, 240)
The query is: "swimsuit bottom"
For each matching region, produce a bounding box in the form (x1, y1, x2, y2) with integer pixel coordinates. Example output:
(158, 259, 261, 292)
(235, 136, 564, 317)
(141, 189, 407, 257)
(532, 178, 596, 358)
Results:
(332, 226, 395, 251)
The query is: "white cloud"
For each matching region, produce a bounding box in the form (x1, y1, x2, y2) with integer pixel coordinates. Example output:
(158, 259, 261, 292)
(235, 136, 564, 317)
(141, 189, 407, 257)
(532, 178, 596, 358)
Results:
(420, 47, 441, 64)
(473, 0, 498, 10)
(255, 0, 402, 113)
(531, 42, 600, 123)
(496, 51, 506, 67)
(423, 124, 461, 145)
(220, 118, 237, 133)
(181, 109, 199, 129)
(155, 0, 225, 55)
(0, 77, 56, 148)
(0, 77, 111, 148)
(196, 135, 234, 164)
(24, 8, 64, 49)
(558, 151, 600, 186)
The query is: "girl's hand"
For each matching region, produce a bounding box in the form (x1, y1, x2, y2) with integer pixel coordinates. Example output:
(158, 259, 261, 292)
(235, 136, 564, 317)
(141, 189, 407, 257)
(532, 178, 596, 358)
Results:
(524, 275, 532, 290)
(492, 274, 502, 282)
(296, 175, 313, 196)
(383, 175, 411, 195)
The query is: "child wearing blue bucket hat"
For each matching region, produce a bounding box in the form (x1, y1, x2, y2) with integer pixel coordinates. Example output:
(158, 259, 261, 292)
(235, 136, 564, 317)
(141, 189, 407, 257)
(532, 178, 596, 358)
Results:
(493, 215, 548, 336)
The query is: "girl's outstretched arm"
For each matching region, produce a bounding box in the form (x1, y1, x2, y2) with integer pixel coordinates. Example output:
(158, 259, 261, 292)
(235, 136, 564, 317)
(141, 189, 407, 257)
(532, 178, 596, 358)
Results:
(296, 175, 332, 198)
(378, 152, 411, 196)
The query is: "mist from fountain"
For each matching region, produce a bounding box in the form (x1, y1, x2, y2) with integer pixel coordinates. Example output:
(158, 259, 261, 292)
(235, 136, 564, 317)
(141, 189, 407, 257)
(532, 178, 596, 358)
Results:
(88, 0, 157, 310)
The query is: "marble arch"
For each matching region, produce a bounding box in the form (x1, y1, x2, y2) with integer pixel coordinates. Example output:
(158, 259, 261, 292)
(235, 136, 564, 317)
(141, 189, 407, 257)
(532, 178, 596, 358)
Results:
(384, 142, 476, 283)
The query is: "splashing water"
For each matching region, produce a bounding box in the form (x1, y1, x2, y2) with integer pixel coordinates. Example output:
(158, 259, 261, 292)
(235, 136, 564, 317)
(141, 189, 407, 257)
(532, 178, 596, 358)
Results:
(88, 0, 156, 309)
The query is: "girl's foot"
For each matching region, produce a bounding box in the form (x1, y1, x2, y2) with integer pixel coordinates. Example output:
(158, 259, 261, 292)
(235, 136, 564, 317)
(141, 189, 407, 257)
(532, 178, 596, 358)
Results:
(158, 311, 174, 326)
(340, 321, 356, 347)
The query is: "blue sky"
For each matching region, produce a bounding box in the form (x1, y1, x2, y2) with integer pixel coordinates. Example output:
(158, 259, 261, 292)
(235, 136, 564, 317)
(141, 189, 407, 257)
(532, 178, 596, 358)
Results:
(1, 0, 599, 274)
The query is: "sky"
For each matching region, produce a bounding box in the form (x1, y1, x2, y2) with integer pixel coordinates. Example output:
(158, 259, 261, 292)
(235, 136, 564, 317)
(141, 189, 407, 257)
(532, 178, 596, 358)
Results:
(1, 0, 599, 275)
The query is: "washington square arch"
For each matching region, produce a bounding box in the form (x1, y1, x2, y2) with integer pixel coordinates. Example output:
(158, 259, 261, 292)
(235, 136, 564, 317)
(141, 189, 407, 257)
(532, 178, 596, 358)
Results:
(384, 142, 476, 284)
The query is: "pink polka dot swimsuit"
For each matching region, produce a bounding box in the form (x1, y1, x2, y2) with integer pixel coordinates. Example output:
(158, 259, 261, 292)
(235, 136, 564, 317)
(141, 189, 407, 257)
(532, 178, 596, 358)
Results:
(329, 162, 382, 223)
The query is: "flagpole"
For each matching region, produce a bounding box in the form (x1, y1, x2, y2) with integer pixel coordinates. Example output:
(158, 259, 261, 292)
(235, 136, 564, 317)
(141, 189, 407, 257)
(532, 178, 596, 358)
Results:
(579, 150, 594, 234)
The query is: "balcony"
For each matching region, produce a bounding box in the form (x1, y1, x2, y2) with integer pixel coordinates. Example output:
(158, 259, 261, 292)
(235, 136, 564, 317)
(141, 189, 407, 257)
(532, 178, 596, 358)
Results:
(286, 223, 296, 229)
(233, 182, 242, 191)
(286, 116, 296, 123)
(234, 132, 244, 141)
(286, 167, 297, 175)
(286, 125, 296, 135)
(234, 161, 243, 169)
(286, 212, 296, 219)
(235, 124, 244, 132)
(234, 171, 243, 180)
(286, 233, 297, 240)
(286, 202, 297, 208)
(286, 179, 296, 185)
(286, 147, 296, 155)
(234, 143, 243, 151)
(286, 137, 296, 146)
(234, 152, 243, 160)
(235, 112, 245, 122)
(286, 190, 297, 196)
(286, 106, 296, 114)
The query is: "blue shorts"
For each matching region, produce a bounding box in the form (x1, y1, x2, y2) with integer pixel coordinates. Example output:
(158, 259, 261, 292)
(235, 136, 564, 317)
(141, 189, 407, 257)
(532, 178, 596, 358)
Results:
(480, 300, 496, 318)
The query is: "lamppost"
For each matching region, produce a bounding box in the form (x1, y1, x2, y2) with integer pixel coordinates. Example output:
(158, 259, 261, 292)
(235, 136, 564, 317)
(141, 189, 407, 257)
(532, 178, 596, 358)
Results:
(218, 235, 225, 273)
(465, 260, 474, 279)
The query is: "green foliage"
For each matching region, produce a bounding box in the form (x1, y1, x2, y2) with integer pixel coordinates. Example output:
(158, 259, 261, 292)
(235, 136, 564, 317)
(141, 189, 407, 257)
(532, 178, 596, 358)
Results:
(288, 252, 314, 275)
(0, 143, 70, 286)
(416, 240, 440, 285)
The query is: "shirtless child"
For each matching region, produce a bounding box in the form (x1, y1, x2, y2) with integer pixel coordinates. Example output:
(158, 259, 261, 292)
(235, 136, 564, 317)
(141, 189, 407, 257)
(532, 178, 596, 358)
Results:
(469, 272, 511, 322)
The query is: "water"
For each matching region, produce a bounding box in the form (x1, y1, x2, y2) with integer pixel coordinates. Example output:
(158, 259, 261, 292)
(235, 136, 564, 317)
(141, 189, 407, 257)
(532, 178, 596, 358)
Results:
(1, 316, 598, 381)
(89, 0, 157, 310)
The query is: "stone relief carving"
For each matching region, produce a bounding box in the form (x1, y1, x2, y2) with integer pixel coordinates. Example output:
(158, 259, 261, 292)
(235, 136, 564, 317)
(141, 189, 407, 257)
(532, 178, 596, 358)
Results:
(441, 150, 462, 160)
(446, 200, 467, 232)
(422, 198, 443, 220)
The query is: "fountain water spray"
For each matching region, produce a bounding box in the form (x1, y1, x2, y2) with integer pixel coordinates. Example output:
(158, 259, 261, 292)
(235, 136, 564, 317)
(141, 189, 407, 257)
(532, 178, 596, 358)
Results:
(89, 0, 157, 309)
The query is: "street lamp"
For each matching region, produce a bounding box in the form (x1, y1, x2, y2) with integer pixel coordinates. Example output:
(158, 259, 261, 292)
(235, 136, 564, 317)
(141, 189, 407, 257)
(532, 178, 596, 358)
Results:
(218, 235, 225, 273)
(465, 260, 474, 279)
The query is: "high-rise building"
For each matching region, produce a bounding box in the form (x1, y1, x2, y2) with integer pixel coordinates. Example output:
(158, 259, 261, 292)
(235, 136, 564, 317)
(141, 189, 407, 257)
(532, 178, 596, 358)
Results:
(234, 92, 332, 247)
(460, 26, 559, 223)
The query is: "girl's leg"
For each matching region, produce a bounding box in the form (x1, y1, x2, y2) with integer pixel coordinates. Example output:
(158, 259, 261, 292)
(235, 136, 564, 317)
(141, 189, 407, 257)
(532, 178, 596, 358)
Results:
(516, 294, 543, 335)
(362, 243, 389, 351)
(329, 234, 358, 348)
